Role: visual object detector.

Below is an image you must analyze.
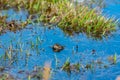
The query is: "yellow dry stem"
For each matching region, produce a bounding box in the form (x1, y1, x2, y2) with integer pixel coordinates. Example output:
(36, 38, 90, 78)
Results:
(43, 62, 51, 80)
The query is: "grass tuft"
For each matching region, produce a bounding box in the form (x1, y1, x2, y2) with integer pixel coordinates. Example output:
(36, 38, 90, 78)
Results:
(0, 0, 118, 39)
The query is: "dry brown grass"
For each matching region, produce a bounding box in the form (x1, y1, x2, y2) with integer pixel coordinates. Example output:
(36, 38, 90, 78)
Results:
(43, 62, 51, 80)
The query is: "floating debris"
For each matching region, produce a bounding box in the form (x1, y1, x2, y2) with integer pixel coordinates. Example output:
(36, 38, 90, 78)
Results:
(91, 49, 96, 54)
(52, 43, 64, 52)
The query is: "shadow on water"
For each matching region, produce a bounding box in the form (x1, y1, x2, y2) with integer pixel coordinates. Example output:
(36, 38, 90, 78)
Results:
(0, 0, 120, 80)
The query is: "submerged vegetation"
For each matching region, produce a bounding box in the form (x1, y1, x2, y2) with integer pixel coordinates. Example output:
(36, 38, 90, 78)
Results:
(61, 54, 118, 74)
(0, 0, 117, 39)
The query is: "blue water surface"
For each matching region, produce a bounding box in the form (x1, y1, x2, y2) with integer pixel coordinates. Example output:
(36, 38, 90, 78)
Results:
(0, 1, 120, 80)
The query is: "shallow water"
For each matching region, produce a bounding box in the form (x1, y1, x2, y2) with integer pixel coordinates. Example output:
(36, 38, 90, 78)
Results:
(0, 1, 120, 80)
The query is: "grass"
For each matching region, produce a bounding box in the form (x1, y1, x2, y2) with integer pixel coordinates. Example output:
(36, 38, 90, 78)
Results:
(108, 53, 117, 65)
(0, 0, 117, 39)
(0, 15, 28, 34)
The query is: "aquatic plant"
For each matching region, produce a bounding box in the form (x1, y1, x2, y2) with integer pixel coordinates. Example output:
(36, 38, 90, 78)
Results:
(0, 15, 28, 34)
(27, 63, 51, 80)
(22, 0, 117, 39)
(54, 54, 59, 67)
(28, 75, 31, 80)
(61, 58, 71, 73)
(0, 0, 117, 39)
(71, 62, 80, 72)
(25, 0, 117, 39)
(62, 58, 81, 73)
(85, 64, 92, 70)
(30, 41, 35, 49)
(108, 53, 117, 64)
(58, 6, 116, 39)
(0, 73, 15, 80)
(113, 53, 117, 64)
